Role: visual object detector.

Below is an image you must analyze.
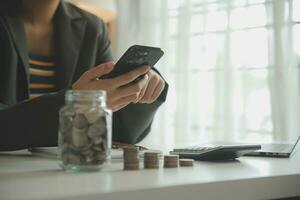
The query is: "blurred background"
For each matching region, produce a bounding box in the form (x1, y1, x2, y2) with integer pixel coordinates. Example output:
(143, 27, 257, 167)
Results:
(70, 0, 300, 148)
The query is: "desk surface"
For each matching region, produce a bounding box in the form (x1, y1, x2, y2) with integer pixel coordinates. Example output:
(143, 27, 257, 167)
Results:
(0, 148, 300, 200)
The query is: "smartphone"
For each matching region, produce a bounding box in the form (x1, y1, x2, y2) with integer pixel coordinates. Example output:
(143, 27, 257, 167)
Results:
(101, 45, 164, 79)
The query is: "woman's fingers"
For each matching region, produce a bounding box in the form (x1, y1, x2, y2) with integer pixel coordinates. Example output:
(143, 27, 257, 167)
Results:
(83, 62, 115, 82)
(136, 75, 149, 103)
(109, 94, 140, 111)
(72, 64, 163, 112)
(114, 75, 149, 98)
(110, 65, 150, 88)
(111, 103, 130, 112)
(140, 74, 159, 103)
(106, 75, 149, 111)
(115, 94, 140, 105)
(150, 80, 165, 103)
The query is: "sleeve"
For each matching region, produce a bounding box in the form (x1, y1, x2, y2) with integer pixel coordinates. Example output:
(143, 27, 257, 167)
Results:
(112, 84, 168, 144)
(0, 103, 8, 110)
(95, 18, 113, 63)
(0, 91, 66, 151)
(94, 18, 169, 144)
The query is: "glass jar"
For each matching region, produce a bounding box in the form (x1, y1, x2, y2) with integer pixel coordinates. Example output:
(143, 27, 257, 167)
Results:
(58, 90, 112, 171)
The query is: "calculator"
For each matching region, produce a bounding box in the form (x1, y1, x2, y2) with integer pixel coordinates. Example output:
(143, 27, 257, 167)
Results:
(170, 144, 261, 161)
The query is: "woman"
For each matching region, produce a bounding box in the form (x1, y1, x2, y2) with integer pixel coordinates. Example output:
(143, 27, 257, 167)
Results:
(0, 0, 168, 151)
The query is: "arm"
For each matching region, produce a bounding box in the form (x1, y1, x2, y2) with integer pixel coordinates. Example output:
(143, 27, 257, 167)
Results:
(112, 85, 168, 144)
(94, 18, 169, 144)
(0, 91, 65, 151)
(0, 103, 8, 110)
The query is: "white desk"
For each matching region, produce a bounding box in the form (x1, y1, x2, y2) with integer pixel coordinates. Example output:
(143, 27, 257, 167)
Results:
(0, 148, 300, 200)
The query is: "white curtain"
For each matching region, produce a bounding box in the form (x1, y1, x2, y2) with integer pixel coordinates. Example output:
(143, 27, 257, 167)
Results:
(115, 0, 300, 148)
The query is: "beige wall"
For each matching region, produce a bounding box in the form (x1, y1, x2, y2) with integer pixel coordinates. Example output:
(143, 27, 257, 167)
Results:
(68, 0, 116, 12)
(67, 0, 117, 50)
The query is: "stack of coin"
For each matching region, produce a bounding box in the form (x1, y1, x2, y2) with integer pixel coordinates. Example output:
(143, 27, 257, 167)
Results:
(163, 155, 179, 168)
(144, 151, 160, 169)
(179, 159, 194, 167)
(123, 147, 139, 170)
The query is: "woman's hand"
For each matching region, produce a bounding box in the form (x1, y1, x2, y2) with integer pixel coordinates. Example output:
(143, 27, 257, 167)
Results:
(72, 62, 150, 111)
(136, 69, 165, 104)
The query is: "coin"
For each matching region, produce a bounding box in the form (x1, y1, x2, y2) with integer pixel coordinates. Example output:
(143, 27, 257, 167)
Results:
(179, 159, 194, 167)
(87, 122, 106, 139)
(144, 151, 160, 169)
(123, 163, 139, 170)
(73, 113, 89, 129)
(164, 155, 179, 168)
(72, 127, 89, 147)
(123, 147, 139, 170)
(61, 112, 108, 167)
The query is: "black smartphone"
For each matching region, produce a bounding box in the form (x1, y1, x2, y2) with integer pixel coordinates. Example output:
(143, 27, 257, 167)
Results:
(101, 45, 164, 79)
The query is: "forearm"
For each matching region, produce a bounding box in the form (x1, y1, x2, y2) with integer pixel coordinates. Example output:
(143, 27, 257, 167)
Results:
(112, 83, 168, 144)
(0, 91, 65, 151)
(0, 103, 8, 110)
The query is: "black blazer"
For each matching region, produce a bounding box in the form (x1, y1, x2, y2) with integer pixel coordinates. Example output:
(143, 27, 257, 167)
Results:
(0, 1, 168, 151)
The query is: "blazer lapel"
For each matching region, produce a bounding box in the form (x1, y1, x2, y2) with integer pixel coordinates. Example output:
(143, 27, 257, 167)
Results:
(54, 2, 87, 90)
(4, 13, 30, 82)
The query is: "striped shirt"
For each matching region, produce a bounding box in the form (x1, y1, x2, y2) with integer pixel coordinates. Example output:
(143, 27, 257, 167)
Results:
(28, 53, 57, 99)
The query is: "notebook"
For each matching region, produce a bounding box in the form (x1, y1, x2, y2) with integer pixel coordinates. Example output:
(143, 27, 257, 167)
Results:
(244, 135, 300, 158)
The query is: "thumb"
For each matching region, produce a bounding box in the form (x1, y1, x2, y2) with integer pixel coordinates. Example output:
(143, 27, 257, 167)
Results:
(83, 62, 115, 81)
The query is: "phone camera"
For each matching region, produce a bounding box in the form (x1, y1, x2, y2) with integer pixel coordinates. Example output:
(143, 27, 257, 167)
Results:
(137, 58, 145, 64)
(142, 51, 149, 56)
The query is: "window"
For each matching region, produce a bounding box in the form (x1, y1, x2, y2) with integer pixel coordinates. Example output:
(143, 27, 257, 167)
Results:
(117, 0, 300, 147)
